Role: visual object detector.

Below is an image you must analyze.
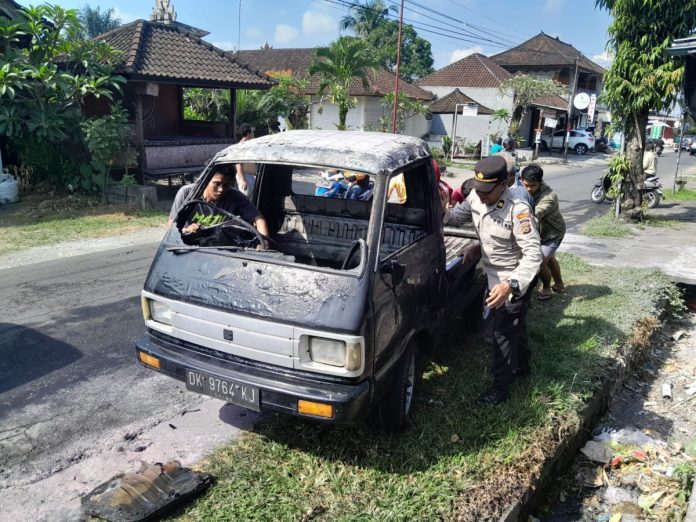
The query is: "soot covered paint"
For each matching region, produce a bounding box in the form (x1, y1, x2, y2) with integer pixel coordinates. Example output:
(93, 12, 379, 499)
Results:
(144, 242, 369, 331)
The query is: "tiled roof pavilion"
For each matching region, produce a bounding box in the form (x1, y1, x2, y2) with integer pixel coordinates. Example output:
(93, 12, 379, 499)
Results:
(235, 47, 433, 101)
(98, 20, 272, 89)
(416, 53, 513, 88)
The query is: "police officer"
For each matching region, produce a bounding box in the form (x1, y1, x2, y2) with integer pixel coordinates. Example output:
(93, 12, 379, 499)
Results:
(443, 155, 542, 405)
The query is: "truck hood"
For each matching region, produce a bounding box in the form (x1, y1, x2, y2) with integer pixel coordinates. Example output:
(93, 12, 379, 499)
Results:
(144, 245, 369, 332)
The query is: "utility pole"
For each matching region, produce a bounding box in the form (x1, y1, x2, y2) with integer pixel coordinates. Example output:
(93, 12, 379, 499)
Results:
(563, 58, 579, 163)
(673, 118, 686, 194)
(391, 0, 405, 134)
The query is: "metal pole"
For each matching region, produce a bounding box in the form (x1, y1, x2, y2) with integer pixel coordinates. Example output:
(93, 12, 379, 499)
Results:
(563, 58, 579, 163)
(391, 0, 405, 134)
(673, 119, 686, 194)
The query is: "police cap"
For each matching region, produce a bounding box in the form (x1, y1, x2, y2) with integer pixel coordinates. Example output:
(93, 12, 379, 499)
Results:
(472, 155, 507, 193)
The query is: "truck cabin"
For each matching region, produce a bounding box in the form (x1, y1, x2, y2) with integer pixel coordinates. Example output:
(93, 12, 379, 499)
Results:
(169, 131, 437, 274)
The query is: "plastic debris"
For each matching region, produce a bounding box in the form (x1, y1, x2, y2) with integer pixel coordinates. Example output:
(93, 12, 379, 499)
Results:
(577, 466, 604, 488)
(580, 440, 614, 464)
(630, 449, 647, 462)
(81, 460, 212, 522)
(638, 491, 664, 510)
(661, 383, 672, 399)
(594, 428, 654, 447)
(450, 434, 460, 443)
(598, 514, 611, 522)
(685, 384, 696, 396)
(670, 330, 685, 341)
(609, 514, 622, 522)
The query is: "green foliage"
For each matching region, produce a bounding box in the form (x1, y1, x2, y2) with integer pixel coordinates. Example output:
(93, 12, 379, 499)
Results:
(78, 5, 121, 38)
(339, 0, 396, 37)
(376, 91, 429, 133)
(363, 20, 434, 81)
(182, 87, 231, 122)
(441, 135, 452, 157)
(309, 36, 379, 130)
(499, 75, 567, 135)
(595, 0, 696, 216)
(80, 103, 137, 198)
(605, 153, 631, 198)
(257, 72, 311, 130)
(0, 4, 125, 193)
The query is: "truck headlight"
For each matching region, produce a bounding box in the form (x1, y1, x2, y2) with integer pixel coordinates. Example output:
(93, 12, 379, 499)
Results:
(308, 337, 361, 370)
(148, 299, 172, 325)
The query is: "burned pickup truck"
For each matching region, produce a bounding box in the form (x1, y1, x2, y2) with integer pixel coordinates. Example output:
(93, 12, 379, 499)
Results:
(136, 131, 483, 432)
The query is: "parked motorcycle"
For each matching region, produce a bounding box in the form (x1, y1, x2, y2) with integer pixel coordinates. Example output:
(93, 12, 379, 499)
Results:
(591, 173, 663, 209)
(595, 136, 610, 153)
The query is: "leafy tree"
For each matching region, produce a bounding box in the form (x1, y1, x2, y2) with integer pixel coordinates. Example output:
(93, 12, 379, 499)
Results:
(339, 0, 396, 37)
(0, 4, 125, 190)
(183, 87, 231, 121)
(498, 75, 567, 138)
(595, 0, 696, 218)
(78, 4, 121, 38)
(309, 37, 379, 130)
(257, 71, 310, 130)
(375, 91, 429, 134)
(364, 20, 434, 81)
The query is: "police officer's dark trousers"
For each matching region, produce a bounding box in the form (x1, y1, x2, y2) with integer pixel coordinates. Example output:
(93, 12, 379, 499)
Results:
(490, 289, 532, 391)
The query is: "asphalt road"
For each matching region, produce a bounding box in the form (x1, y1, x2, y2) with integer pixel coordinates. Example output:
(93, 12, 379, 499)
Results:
(0, 149, 693, 515)
(0, 243, 205, 490)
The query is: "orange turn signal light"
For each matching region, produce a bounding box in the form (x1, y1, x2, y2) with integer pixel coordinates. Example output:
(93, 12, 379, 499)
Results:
(297, 400, 334, 419)
(138, 351, 161, 370)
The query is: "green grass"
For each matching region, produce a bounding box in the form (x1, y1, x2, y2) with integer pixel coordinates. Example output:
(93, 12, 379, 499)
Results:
(665, 187, 696, 201)
(178, 254, 674, 521)
(0, 194, 166, 255)
(582, 211, 633, 237)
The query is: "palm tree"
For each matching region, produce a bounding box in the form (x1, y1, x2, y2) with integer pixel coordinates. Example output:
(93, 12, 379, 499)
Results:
(339, 0, 395, 37)
(79, 5, 121, 38)
(309, 37, 379, 130)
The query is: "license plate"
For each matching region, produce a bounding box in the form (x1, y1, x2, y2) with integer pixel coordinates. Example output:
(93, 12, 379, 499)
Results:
(185, 369, 260, 411)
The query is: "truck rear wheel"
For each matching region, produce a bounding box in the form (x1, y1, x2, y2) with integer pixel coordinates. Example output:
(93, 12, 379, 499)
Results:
(378, 343, 420, 433)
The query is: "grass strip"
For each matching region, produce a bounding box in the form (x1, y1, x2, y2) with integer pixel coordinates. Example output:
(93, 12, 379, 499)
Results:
(0, 195, 166, 255)
(665, 188, 696, 202)
(178, 254, 678, 521)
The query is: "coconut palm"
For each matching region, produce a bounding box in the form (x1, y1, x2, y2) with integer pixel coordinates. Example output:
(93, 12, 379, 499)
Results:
(79, 5, 121, 38)
(339, 0, 395, 37)
(309, 37, 379, 130)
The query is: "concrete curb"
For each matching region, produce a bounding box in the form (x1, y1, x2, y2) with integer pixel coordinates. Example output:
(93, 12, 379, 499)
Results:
(685, 477, 696, 522)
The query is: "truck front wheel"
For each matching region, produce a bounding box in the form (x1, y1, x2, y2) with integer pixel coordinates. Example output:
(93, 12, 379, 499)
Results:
(378, 343, 420, 433)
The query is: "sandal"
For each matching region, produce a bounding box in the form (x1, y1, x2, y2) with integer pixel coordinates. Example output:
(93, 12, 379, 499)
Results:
(551, 284, 566, 293)
(538, 290, 552, 301)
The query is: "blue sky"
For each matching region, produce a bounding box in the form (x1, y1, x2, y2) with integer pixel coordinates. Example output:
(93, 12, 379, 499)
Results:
(26, 0, 614, 70)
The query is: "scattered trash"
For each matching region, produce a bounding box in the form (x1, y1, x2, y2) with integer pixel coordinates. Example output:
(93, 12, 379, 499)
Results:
(685, 384, 696, 396)
(603, 486, 638, 505)
(670, 330, 686, 341)
(637, 491, 664, 510)
(81, 460, 212, 522)
(661, 383, 672, 400)
(581, 440, 614, 464)
(665, 465, 675, 478)
(450, 434, 460, 443)
(609, 514, 622, 522)
(629, 449, 647, 462)
(597, 514, 611, 522)
(594, 428, 654, 447)
(577, 466, 604, 488)
(123, 432, 137, 441)
(168, 423, 177, 429)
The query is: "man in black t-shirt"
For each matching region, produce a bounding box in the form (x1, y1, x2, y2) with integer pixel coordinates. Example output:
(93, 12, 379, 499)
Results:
(167, 169, 269, 240)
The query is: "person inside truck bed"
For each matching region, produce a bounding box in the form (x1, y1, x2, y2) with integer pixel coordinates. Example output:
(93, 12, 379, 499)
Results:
(167, 169, 269, 240)
(443, 155, 542, 406)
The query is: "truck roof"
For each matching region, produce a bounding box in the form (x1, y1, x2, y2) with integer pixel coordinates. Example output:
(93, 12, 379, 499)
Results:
(213, 130, 431, 175)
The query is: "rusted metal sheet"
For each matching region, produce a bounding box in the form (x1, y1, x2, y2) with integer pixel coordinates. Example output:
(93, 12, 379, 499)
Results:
(81, 460, 212, 522)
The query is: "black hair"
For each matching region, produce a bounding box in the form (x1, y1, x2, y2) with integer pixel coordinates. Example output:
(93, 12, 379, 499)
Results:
(238, 123, 253, 137)
(461, 178, 475, 195)
(520, 163, 544, 182)
(646, 142, 655, 151)
(495, 137, 503, 145)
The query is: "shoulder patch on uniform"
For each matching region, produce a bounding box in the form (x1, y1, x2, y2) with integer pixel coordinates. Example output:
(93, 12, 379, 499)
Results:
(516, 211, 530, 220)
(520, 221, 532, 234)
(496, 199, 505, 209)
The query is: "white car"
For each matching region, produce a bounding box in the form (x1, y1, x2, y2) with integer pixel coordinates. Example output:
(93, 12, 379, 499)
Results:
(540, 130, 596, 155)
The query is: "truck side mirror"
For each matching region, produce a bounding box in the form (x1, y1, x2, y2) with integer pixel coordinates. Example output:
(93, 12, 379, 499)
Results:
(381, 259, 405, 285)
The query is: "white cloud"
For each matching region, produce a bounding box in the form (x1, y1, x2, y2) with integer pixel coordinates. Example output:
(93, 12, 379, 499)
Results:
(544, 0, 563, 12)
(212, 41, 236, 51)
(448, 46, 484, 64)
(112, 7, 137, 24)
(302, 10, 338, 38)
(274, 24, 299, 45)
(592, 51, 614, 67)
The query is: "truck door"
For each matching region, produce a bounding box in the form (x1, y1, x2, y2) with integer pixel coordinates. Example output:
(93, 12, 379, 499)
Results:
(372, 163, 445, 375)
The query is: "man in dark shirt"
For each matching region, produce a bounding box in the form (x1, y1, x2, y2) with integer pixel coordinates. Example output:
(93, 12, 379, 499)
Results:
(167, 169, 269, 240)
